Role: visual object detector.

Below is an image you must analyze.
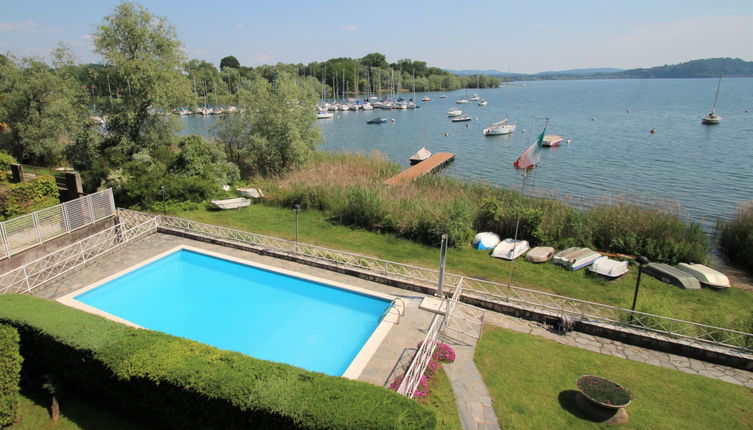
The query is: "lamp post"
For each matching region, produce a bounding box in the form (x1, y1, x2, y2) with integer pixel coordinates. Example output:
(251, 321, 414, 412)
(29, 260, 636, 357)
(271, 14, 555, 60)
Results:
(629, 255, 650, 323)
(293, 204, 301, 244)
(159, 186, 166, 216)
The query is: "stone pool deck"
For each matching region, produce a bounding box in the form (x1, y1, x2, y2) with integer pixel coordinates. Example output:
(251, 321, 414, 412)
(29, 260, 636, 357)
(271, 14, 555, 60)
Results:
(30, 231, 753, 430)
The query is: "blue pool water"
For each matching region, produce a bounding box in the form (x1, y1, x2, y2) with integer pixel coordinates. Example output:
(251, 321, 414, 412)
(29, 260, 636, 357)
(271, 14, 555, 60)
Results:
(75, 249, 391, 376)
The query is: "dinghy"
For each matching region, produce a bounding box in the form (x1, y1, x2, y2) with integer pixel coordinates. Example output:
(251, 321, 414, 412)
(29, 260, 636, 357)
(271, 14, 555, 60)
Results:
(643, 263, 701, 289)
(676, 263, 730, 289)
(589, 256, 629, 278)
(409, 147, 432, 165)
(553, 247, 601, 270)
(472, 232, 501, 251)
(491, 238, 530, 260)
(210, 197, 250, 210)
(525, 246, 555, 263)
(235, 187, 264, 199)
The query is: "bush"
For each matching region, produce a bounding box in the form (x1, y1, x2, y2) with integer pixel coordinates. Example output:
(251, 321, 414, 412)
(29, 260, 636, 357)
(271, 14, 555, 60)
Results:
(0, 324, 22, 427)
(0, 151, 17, 182)
(0, 175, 59, 221)
(0, 294, 436, 430)
(718, 203, 753, 272)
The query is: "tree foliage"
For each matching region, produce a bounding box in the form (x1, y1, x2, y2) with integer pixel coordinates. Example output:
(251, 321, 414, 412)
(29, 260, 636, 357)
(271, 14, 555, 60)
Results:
(220, 55, 240, 70)
(213, 72, 321, 177)
(0, 48, 86, 166)
(93, 1, 191, 156)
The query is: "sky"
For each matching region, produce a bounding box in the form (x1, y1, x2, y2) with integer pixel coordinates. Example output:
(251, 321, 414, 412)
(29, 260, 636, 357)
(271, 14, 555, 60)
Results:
(1, 0, 752, 73)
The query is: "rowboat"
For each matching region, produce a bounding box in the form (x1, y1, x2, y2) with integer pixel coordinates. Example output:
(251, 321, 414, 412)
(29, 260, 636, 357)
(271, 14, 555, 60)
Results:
(472, 232, 501, 251)
(589, 256, 629, 278)
(643, 263, 701, 289)
(676, 263, 730, 289)
(491, 239, 530, 260)
(553, 247, 601, 270)
(542, 135, 564, 147)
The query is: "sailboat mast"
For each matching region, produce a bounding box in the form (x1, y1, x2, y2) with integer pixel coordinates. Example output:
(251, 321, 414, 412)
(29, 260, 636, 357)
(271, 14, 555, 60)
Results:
(711, 73, 722, 112)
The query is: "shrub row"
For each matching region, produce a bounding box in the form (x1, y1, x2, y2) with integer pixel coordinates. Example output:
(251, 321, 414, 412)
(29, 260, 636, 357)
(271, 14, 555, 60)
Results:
(718, 203, 753, 270)
(0, 174, 60, 221)
(267, 153, 708, 264)
(0, 151, 16, 182)
(0, 324, 22, 427)
(0, 294, 436, 430)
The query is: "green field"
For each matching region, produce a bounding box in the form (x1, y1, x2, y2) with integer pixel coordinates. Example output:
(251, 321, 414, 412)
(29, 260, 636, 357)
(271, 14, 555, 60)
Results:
(475, 326, 753, 429)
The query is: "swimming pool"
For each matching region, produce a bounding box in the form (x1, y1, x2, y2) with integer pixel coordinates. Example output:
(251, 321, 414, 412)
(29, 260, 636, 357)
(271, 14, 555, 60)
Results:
(58, 246, 395, 377)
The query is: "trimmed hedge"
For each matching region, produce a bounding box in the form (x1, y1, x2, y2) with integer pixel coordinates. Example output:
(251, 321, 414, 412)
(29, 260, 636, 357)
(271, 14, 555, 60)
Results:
(0, 294, 435, 429)
(0, 324, 22, 427)
(0, 175, 60, 221)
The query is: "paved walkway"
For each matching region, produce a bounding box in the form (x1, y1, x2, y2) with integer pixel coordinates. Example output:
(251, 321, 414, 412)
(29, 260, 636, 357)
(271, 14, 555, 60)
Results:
(443, 341, 500, 430)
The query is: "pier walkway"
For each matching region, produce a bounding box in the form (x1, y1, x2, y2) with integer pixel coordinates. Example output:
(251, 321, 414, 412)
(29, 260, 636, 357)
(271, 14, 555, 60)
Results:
(384, 152, 455, 185)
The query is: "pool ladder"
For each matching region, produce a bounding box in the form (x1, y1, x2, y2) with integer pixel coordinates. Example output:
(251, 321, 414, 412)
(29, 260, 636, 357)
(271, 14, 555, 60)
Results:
(380, 298, 406, 324)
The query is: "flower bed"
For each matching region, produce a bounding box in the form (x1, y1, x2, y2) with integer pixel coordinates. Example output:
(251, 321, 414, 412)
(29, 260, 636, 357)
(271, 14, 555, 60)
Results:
(576, 375, 632, 408)
(390, 342, 456, 400)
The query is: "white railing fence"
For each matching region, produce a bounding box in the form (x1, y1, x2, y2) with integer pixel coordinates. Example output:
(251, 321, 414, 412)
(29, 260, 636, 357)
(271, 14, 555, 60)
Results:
(397, 313, 444, 398)
(0, 189, 115, 260)
(150, 211, 753, 354)
(0, 216, 157, 295)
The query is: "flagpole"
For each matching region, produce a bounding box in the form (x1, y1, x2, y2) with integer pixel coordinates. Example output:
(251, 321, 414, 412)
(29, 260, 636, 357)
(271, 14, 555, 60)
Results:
(508, 115, 549, 286)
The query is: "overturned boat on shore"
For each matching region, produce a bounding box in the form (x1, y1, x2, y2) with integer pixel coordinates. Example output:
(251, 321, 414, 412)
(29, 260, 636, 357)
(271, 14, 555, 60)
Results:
(643, 263, 701, 289)
(589, 256, 629, 278)
(525, 246, 555, 263)
(676, 263, 730, 289)
(553, 247, 601, 270)
(472, 232, 501, 251)
(491, 238, 530, 260)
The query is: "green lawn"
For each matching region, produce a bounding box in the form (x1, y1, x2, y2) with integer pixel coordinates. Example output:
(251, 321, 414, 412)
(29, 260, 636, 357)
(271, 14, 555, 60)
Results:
(422, 366, 463, 430)
(475, 326, 753, 429)
(9, 387, 150, 430)
(172, 204, 753, 329)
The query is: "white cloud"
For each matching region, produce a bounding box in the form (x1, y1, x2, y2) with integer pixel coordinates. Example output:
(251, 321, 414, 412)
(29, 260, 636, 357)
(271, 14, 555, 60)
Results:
(0, 20, 40, 33)
(341, 25, 358, 31)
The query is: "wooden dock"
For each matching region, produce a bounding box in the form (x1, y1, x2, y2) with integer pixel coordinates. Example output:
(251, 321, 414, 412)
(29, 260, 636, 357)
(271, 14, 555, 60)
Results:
(384, 152, 456, 185)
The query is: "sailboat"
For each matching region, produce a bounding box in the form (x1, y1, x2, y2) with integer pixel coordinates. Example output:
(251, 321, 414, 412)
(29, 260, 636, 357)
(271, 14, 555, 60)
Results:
(701, 73, 722, 125)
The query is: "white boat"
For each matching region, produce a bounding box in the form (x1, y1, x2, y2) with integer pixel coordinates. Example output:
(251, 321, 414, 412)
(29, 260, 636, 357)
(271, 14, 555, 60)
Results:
(525, 246, 555, 263)
(589, 256, 629, 278)
(362, 103, 373, 110)
(701, 73, 723, 125)
(471, 232, 500, 251)
(447, 108, 463, 117)
(421, 96, 431, 102)
(210, 197, 250, 210)
(456, 98, 469, 104)
(478, 100, 488, 106)
(409, 147, 432, 165)
(676, 263, 730, 289)
(451, 114, 472, 122)
(470, 94, 480, 101)
(235, 187, 264, 199)
(395, 101, 408, 109)
(316, 111, 334, 119)
(491, 238, 530, 260)
(542, 135, 564, 147)
(553, 247, 601, 270)
(483, 118, 516, 135)
(439, 95, 447, 98)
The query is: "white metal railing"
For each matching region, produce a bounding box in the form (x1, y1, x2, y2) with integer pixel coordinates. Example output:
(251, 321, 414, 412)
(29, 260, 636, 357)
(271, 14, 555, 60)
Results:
(397, 313, 445, 398)
(0, 216, 158, 295)
(150, 211, 753, 354)
(0, 189, 115, 260)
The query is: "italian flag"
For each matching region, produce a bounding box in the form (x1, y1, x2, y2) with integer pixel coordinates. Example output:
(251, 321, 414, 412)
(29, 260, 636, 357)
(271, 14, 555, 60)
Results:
(513, 128, 546, 169)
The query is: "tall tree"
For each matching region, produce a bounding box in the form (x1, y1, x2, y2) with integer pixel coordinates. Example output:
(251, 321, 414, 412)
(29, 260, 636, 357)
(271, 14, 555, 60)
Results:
(93, 1, 191, 157)
(0, 47, 86, 166)
(219, 55, 240, 70)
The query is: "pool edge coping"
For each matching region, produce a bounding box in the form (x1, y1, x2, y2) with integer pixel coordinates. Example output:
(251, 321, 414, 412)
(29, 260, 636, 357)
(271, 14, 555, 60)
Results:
(56, 244, 398, 380)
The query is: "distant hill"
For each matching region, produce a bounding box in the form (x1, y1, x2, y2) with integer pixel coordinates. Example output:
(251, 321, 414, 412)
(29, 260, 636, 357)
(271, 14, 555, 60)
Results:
(535, 67, 623, 75)
(445, 69, 505, 76)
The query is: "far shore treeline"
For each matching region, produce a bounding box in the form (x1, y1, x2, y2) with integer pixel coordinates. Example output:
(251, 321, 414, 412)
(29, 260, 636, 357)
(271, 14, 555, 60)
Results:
(0, 1, 750, 273)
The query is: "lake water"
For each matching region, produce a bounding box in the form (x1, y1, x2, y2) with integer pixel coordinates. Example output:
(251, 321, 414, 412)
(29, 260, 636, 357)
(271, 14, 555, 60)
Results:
(180, 78, 753, 230)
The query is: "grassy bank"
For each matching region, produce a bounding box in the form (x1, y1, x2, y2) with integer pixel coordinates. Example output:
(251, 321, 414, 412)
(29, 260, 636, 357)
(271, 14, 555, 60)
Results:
(475, 326, 753, 429)
(172, 203, 753, 333)
(245, 152, 708, 264)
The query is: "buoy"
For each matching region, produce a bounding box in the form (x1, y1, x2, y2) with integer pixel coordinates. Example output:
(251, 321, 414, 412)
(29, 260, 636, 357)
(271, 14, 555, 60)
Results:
(444, 132, 448, 136)
(521, 129, 526, 133)
(591, 118, 596, 121)
(649, 128, 656, 134)
(566, 139, 572, 144)
(466, 124, 469, 127)
(626, 110, 630, 113)
(391, 118, 396, 122)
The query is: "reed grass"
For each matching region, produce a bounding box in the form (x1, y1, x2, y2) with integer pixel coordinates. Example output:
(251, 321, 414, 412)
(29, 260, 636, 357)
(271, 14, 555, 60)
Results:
(718, 201, 753, 272)
(264, 152, 708, 263)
